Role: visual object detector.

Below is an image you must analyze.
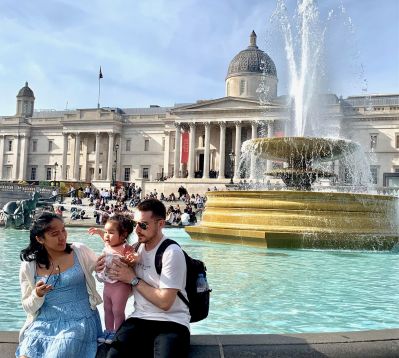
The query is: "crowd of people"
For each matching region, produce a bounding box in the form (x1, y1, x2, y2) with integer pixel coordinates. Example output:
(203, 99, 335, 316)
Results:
(62, 184, 207, 228)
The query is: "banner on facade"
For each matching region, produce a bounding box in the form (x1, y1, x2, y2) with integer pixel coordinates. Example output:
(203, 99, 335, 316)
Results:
(181, 131, 189, 164)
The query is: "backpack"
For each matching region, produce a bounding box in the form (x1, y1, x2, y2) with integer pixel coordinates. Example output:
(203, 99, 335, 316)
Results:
(156, 239, 211, 322)
(134, 239, 211, 322)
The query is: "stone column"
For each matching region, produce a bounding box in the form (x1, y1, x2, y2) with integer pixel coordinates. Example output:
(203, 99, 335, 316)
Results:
(19, 134, 29, 180)
(203, 122, 211, 179)
(163, 131, 171, 177)
(0, 135, 4, 180)
(82, 137, 88, 181)
(13, 135, 20, 180)
(73, 133, 81, 181)
(62, 133, 68, 180)
(173, 123, 182, 178)
(107, 133, 114, 182)
(115, 135, 121, 181)
(234, 122, 242, 179)
(267, 121, 274, 173)
(188, 123, 196, 179)
(250, 121, 258, 180)
(94, 132, 101, 180)
(218, 122, 226, 179)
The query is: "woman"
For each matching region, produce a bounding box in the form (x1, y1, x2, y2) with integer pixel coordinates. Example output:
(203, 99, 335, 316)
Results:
(16, 212, 102, 358)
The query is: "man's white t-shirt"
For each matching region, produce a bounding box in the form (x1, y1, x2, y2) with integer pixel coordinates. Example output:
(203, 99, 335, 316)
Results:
(180, 213, 190, 226)
(129, 237, 190, 329)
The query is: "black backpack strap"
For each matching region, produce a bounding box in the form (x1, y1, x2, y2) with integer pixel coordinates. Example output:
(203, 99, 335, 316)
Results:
(155, 238, 179, 275)
(177, 290, 190, 307)
(133, 242, 141, 252)
(155, 239, 190, 308)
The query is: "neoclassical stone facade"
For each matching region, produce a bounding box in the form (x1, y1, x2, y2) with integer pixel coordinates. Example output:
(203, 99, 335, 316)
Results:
(0, 32, 398, 192)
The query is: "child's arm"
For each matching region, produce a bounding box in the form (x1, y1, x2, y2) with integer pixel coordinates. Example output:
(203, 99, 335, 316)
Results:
(88, 227, 105, 241)
(121, 245, 140, 267)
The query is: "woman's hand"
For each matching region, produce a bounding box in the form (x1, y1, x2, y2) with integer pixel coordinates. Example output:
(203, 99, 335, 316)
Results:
(108, 259, 135, 284)
(35, 280, 52, 297)
(95, 254, 106, 273)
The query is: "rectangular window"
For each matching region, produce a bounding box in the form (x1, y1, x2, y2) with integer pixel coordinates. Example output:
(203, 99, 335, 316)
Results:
(144, 139, 149, 151)
(142, 167, 149, 179)
(171, 136, 176, 150)
(8, 140, 12, 152)
(66, 166, 69, 180)
(80, 141, 83, 151)
(46, 167, 52, 180)
(396, 134, 399, 149)
(93, 139, 96, 152)
(124, 167, 131, 182)
(370, 134, 377, 151)
(48, 140, 53, 152)
(32, 140, 37, 152)
(162, 137, 165, 151)
(126, 140, 131, 152)
(30, 167, 37, 180)
(370, 166, 378, 184)
(5, 166, 11, 179)
(240, 80, 245, 95)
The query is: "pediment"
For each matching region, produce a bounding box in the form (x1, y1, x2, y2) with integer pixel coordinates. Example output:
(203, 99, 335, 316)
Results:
(172, 97, 264, 112)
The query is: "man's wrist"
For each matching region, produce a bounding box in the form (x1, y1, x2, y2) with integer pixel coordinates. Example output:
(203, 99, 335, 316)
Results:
(130, 277, 141, 287)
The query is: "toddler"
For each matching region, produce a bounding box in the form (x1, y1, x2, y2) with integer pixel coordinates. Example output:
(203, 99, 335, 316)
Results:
(89, 213, 138, 344)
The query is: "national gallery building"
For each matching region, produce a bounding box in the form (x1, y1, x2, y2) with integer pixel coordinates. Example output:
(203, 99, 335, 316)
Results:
(0, 32, 398, 194)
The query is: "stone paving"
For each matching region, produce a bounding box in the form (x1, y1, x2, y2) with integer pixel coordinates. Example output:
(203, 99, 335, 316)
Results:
(2, 329, 399, 357)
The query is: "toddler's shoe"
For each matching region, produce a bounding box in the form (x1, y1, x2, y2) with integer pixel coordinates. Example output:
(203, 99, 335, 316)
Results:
(105, 331, 116, 344)
(97, 330, 110, 343)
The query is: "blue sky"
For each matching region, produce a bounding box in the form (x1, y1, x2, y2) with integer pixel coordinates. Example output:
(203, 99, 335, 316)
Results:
(0, 0, 397, 115)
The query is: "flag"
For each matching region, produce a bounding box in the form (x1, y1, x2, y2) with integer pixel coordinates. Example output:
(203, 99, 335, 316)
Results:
(181, 131, 189, 164)
(99, 66, 103, 79)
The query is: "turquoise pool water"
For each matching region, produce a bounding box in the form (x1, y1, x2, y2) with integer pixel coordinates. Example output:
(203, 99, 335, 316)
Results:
(1, 227, 398, 335)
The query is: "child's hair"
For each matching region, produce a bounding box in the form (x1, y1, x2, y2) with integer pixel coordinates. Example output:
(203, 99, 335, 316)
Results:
(106, 213, 134, 241)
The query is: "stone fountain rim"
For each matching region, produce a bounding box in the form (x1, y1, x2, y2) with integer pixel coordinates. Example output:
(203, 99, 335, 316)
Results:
(208, 190, 398, 201)
(245, 136, 359, 162)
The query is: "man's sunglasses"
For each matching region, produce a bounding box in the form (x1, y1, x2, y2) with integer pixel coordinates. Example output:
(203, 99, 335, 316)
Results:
(133, 219, 162, 230)
(45, 264, 60, 288)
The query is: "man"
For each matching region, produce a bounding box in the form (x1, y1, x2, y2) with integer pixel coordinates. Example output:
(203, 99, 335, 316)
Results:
(180, 209, 191, 226)
(101, 199, 190, 357)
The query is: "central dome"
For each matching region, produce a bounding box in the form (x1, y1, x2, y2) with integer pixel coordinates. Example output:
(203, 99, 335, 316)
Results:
(226, 31, 277, 79)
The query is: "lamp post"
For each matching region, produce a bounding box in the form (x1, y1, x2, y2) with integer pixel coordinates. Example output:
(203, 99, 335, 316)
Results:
(112, 143, 119, 186)
(53, 162, 58, 186)
(229, 152, 236, 184)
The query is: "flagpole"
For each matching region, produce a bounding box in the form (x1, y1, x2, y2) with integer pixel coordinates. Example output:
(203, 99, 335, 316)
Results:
(97, 66, 102, 109)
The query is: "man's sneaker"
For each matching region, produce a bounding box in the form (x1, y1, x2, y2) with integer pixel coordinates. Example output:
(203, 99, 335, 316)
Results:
(97, 330, 110, 343)
(105, 331, 116, 344)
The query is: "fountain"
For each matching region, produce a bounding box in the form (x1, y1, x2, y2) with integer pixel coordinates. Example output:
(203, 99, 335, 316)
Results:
(186, 0, 399, 250)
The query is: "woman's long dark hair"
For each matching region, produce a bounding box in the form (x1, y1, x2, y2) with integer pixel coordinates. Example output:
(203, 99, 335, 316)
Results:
(20, 211, 72, 269)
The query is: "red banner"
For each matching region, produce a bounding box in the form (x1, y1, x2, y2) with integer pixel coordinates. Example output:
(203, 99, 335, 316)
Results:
(181, 131, 189, 164)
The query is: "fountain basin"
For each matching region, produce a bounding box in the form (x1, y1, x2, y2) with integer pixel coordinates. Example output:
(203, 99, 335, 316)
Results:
(243, 137, 359, 163)
(186, 191, 399, 250)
